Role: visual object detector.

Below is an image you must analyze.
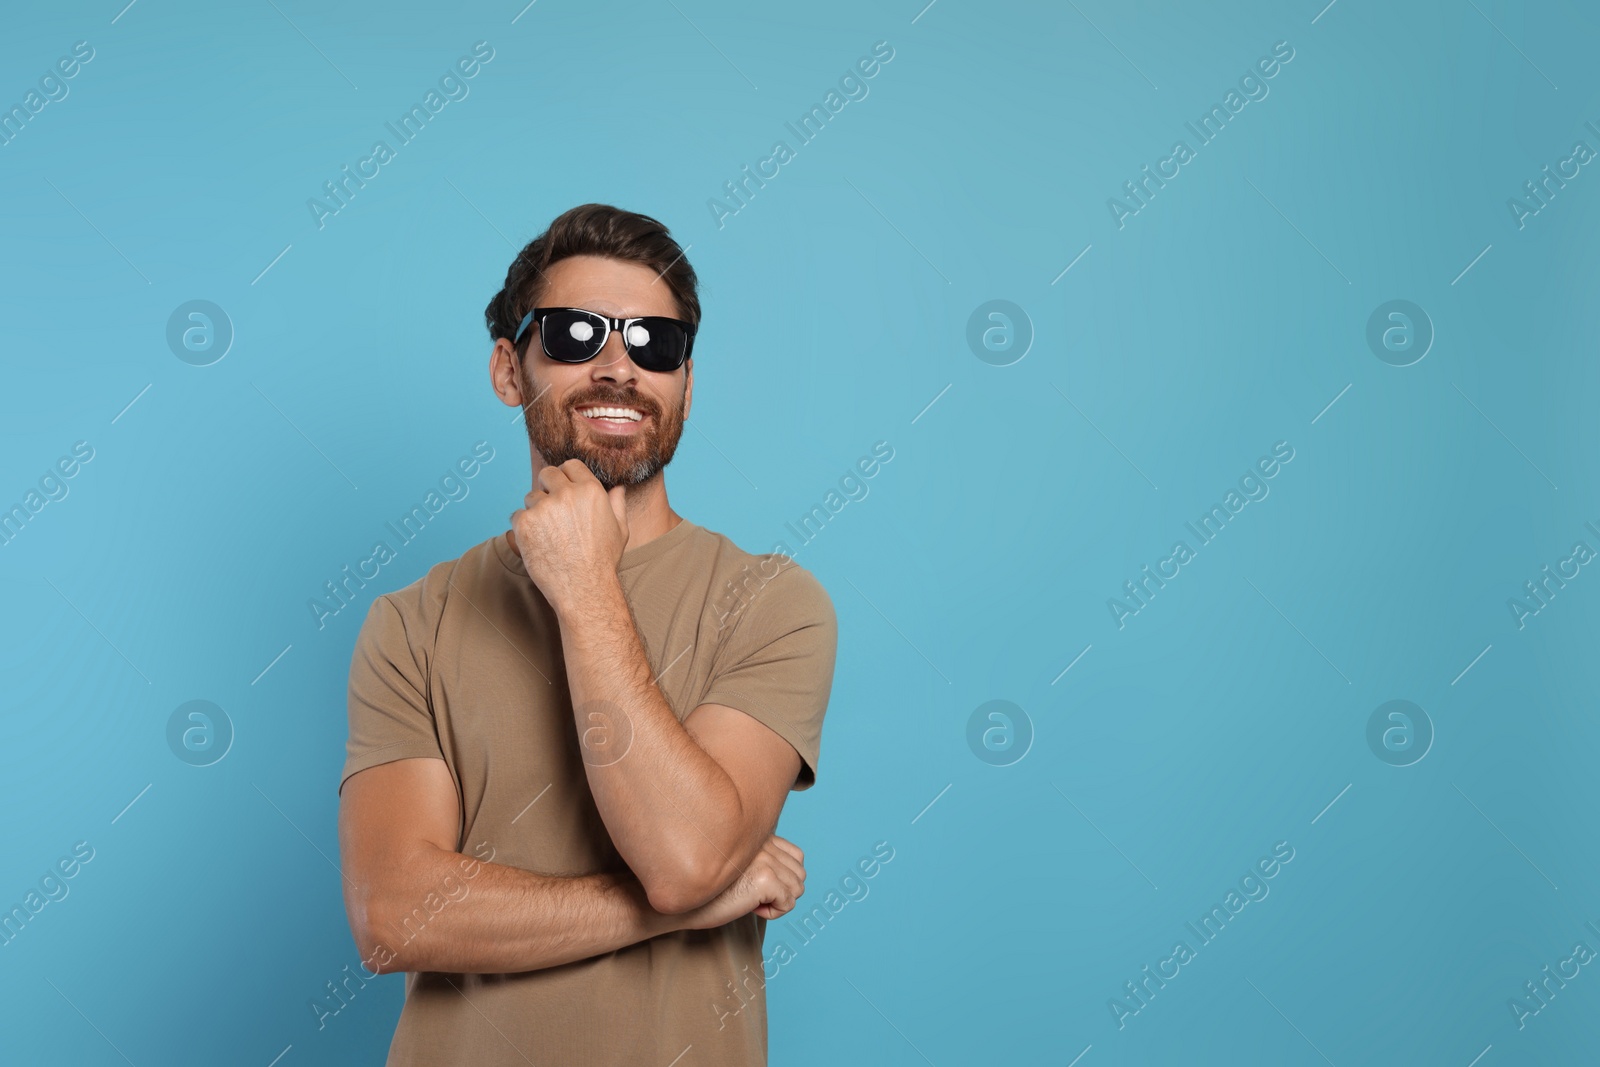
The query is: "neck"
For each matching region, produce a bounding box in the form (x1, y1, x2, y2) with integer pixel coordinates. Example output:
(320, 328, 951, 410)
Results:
(612, 470, 681, 551)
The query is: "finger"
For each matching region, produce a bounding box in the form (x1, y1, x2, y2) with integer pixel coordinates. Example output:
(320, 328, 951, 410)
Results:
(560, 457, 594, 480)
(752, 880, 794, 919)
(764, 851, 806, 895)
(766, 848, 806, 886)
(757, 899, 794, 919)
(607, 485, 628, 530)
(535, 467, 566, 493)
(771, 851, 806, 883)
(762, 859, 803, 904)
(768, 836, 804, 865)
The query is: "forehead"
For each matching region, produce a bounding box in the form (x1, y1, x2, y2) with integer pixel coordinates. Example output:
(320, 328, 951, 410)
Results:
(538, 254, 681, 318)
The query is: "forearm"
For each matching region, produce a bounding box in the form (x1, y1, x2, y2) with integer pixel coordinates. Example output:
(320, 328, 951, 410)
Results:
(556, 577, 747, 910)
(359, 846, 680, 975)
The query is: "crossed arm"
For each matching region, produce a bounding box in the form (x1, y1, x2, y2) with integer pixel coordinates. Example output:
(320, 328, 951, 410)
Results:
(555, 570, 803, 915)
(338, 573, 808, 973)
(338, 757, 806, 975)
(339, 757, 678, 975)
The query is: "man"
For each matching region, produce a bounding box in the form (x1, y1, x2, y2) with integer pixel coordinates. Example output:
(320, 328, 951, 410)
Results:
(336, 203, 839, 1065)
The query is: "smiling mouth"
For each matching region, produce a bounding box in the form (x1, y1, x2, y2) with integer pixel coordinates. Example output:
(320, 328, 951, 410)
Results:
(576, 404, 647, 424)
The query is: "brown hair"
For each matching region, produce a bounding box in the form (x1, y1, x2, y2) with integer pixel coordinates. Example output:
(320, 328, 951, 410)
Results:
(483, 203, 700, 358)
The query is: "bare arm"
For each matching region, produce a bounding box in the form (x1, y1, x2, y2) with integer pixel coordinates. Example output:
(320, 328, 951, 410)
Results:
(508, 461, 819, 916)
(338, 757, 807, 974)
(338, 757, 675, 974)
(556, 577, 801, 914)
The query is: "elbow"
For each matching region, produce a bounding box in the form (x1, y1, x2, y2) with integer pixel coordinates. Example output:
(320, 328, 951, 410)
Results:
(352, 922, 405, 975)
(644, 877, 712, 917)
(641, 850, 731, 916)
(343, 846, 464, 974)
(347, 891, 413, 974)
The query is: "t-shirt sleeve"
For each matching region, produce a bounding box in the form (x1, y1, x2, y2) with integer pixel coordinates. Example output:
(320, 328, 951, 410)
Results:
(698, 562, 839, 791)
(339, 591, 444, 795)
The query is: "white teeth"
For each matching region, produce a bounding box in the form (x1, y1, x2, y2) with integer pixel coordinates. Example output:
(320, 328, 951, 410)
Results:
(578, 406, 643, 422)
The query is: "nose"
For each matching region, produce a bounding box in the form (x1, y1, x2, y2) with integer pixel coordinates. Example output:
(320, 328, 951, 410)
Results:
(588, 326, 640, 384)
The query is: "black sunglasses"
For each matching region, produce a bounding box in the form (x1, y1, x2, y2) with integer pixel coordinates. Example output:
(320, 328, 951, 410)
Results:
(513, 307, 697, 373)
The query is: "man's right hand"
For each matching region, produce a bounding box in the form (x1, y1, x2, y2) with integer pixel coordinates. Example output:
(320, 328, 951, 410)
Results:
(678, 834, 807, 931)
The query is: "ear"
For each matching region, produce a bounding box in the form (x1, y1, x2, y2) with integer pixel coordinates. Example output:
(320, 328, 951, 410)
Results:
(490, 338, 526, 409)
(682, 357, 693, 422)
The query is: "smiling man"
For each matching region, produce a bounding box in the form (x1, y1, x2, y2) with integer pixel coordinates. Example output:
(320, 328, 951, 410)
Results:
(336, 203, 839, 1065)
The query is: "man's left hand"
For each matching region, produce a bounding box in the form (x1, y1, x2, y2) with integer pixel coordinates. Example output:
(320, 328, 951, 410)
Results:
(510, 459, 630, 611)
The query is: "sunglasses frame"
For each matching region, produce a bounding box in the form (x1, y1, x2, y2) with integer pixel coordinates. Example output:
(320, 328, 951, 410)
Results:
(513, 307, 697, 371)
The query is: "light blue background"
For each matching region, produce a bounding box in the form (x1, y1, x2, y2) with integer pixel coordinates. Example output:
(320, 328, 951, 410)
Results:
(3, 0, 1599, 1063)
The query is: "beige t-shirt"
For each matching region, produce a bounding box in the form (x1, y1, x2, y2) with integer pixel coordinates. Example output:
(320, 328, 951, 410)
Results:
(339, 516, 838, 1066)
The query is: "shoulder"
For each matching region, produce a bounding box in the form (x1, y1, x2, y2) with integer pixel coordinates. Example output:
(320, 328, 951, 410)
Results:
(690, 524, 836, 636)
(362, 533, 501, 636)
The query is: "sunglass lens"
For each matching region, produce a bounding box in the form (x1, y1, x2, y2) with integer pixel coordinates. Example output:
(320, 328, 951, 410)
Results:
(627, 319, 688, 371)
(541, 311, 606, 362)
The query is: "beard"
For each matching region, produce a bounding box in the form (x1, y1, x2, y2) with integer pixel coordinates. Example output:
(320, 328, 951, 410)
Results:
(519, 366, 687, 491)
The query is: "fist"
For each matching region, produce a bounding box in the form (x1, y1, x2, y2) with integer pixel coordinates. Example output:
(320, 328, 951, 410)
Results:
(680, 835, 807, 931)
(509, 459, 630, 610)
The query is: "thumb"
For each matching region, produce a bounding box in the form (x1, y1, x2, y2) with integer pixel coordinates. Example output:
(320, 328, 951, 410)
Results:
(607, 485, 629, 534)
